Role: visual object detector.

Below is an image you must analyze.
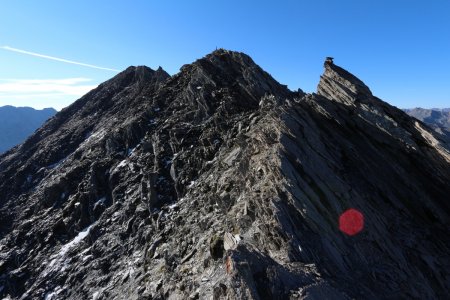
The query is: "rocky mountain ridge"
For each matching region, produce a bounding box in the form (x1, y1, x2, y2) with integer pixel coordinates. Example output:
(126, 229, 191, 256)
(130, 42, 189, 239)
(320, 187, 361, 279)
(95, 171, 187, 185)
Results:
(0, 50, 449, 299)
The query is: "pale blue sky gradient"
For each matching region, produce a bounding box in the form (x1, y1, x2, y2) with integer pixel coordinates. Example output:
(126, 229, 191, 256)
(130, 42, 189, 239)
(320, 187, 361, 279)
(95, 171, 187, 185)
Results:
(0, 0, 449, 110)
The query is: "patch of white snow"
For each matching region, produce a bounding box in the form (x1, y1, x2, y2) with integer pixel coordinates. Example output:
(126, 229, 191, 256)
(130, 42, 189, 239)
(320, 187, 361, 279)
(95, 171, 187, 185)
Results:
(44, 291, 56, 300)
(59, 225, 93, 256)
(168, 203, 178, 210)
(92, 291, 100, 300)
(94, 197, 106, 206)
(188, 181, 196, 188)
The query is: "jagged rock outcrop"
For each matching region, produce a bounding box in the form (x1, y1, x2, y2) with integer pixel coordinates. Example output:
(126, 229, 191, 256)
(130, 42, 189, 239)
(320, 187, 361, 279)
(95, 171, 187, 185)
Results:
(0, 106, 56, 154)
(0, 50, 449, 299)
(318, 60, 372, 105)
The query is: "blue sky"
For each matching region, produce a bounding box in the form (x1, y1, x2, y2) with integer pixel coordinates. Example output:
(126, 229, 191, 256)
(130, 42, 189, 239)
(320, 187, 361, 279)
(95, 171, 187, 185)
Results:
(0, 0, 449, 110)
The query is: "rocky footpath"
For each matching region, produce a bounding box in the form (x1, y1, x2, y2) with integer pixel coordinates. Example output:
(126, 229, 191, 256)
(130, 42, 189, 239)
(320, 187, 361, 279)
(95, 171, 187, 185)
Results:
(0, 50, 449, 299)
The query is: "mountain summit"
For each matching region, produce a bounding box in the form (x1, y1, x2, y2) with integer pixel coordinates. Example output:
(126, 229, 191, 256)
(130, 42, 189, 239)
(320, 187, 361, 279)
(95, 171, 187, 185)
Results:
(0, 50, 449, 299)
(318, 59, 372, 104)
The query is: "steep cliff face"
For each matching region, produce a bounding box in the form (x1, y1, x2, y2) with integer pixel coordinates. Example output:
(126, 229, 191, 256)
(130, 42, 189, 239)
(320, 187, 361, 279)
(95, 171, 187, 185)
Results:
(0, 50, 449, 299)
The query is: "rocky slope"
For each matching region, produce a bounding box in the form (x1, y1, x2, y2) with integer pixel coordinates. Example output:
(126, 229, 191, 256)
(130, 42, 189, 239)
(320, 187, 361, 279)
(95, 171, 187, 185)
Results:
(0, 106, 56, 153)
(404, 108, 450, 135)
(0, 50, 449, 299)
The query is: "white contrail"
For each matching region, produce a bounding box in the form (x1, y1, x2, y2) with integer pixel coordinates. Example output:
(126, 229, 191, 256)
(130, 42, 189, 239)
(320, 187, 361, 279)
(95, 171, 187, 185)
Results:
(1, 46, 120, 72)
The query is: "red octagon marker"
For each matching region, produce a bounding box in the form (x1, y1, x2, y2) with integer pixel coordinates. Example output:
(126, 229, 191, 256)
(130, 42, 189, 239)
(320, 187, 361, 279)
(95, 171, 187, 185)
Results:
(339, 208, 364, 236)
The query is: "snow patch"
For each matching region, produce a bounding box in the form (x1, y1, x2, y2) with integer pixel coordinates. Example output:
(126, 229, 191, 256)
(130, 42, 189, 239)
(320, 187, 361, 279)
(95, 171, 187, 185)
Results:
(77, 129, 107, 151)
(92, 291, 100, 300)
(44, 286, 63, 300)
(94, 197, 106, 206)
(127, 146, 138, 156)
(46, 223, 95, 274)
(59, 225, 93, 256)
(112, 159, 129, 174)
(80, 248, 90, 255)
(117, 159, 128, 168)
(82, 254, 93, 262)
(44, 291, 56, 300)
(85, 129, 106, 143)
(92, 288, 105, 300)
(168, 203, 178, 210)
(187, 181, 196, 188)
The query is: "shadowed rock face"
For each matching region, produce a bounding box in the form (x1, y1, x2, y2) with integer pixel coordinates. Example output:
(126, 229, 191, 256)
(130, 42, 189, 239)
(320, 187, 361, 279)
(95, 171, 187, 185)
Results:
(0, 50, 449, 299)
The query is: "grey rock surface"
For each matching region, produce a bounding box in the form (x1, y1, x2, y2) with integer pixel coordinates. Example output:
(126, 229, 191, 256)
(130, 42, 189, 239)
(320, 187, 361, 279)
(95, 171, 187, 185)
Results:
(0, 106, 56, 154)
(0, 50, 449, 299)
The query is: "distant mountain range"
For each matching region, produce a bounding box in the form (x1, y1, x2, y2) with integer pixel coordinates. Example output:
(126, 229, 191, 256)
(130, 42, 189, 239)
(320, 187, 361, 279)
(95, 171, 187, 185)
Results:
(404, 108, 450, 134)
(0, 106, 56, 153)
